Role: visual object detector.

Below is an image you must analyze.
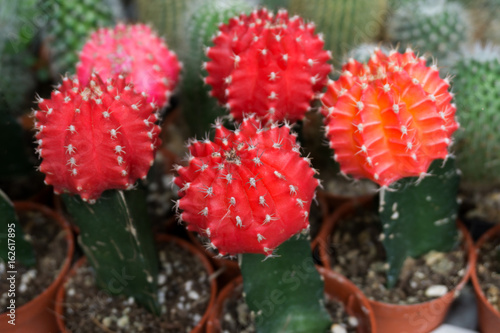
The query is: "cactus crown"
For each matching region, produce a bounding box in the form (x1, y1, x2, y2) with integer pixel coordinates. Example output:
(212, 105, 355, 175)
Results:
(77, 23, 181, 109)
(204, 8, 332, 123)
(34, 73, 161, 202)
(174, 115, 319, 255)
(321, 48, 458, 186)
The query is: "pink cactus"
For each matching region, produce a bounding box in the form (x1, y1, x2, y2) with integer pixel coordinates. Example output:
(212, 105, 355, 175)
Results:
(321, 48, 458, 186)
(34, 73, 161, 202)
(204, 8, 332, 123)
(173, 115, 319, 255)
(77, 23, 181, 109)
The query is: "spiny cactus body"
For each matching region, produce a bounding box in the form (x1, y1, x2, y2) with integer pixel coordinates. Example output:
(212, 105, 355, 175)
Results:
(205, 8, 332, 123)
(174, 115, 319, 255)
(77, 24, 181, 109)
(387, 0, 472, 65)
(34, 73, 161, 202)
(181, 0, 253, 137)
(289, 0, 387, 67)
(321, 49, 458, 186)
(452, 44, 500, 187)
(43, 0, 123, 77)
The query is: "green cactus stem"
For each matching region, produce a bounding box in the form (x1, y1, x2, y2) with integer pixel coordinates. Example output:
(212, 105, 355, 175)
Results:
(62, 189, 160, 314)
(240, 233, 332, 332)
(379, 158, 460, 288)
(288, 0, 387, 66)
(181, 0, 253, 138)
(0, 190, 36, 267)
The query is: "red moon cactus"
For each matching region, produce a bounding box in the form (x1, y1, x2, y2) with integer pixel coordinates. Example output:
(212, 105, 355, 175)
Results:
(174, 115, 319, 255)
(205, 8, 332, 123)
(321, 48, 458, 186)
(34, 73, 161, 202)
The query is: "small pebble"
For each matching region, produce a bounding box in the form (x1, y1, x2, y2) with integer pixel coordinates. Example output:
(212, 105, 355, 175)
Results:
(425, 285, 448, 298)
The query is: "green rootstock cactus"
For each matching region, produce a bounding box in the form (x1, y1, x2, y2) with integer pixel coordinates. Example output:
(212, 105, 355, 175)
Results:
(452, 44, 500, 188)
(181, 0, 253, 137)
(387, 0, 472, 66)
(379, 159, 460, 288)
(43, 0, 123, 77)
(62, 190, 160, 313)
(288, 0, 388, 66)
(241, 234, 331, 332)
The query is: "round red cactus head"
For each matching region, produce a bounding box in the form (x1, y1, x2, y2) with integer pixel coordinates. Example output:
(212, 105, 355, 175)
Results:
(174, 115, 319, 256)
(77, 23, 181, 109)
(321, 48, 458, 186)
(34, 73, 161, 202)
(204, 8, 332, 124)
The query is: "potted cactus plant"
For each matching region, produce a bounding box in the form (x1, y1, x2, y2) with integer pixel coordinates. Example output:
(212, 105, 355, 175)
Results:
(31, 21, 217, 331)
(316, 48, 474, 333)
(173, 8, 376, 332)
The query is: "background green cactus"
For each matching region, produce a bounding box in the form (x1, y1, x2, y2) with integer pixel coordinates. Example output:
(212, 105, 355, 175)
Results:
(379, 159, 460, 288)
(180, 0, 253, 138)
(0, 0, 38, 115)
(240, 233, 332, 332)
(452, 44, 500, 188)
(62, 189, 160, 314)
(287, 0, 388, 66)
(43, 0, 123, 78)
(386, 0, 472, 66)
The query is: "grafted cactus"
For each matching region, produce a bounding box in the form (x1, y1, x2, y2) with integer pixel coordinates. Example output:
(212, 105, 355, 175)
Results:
(34, 73, 161, 313)
(174, 116, 332, 331)
(321, 48, 460, 287)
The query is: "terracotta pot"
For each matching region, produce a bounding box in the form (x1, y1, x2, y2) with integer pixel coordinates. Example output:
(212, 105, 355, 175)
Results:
(206, 266, 376, 333)
(471, 224, 500, 333)
(314, 198, 474, 333)
(55, 234, 217, 333)
(186, 230, 240, 287)
(0, 201, 74, 333)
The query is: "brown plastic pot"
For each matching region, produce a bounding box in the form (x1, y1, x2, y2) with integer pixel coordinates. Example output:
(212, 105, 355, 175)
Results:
(206, 266, 376, 333)
(314, 198, 474, 333)
(471, 224, 500, 333)
(187, 230, 240, 287)
(0, 201, 74, 333)
(55, 234, 217, 333)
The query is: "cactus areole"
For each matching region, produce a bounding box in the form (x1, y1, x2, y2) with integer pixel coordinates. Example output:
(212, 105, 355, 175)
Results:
(77, 23, 181, 108)
(174, 115, 319, 255)
(321, 49, 459, 186)
(34, 73, 161, 202)
(205, 8, 332, 123)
